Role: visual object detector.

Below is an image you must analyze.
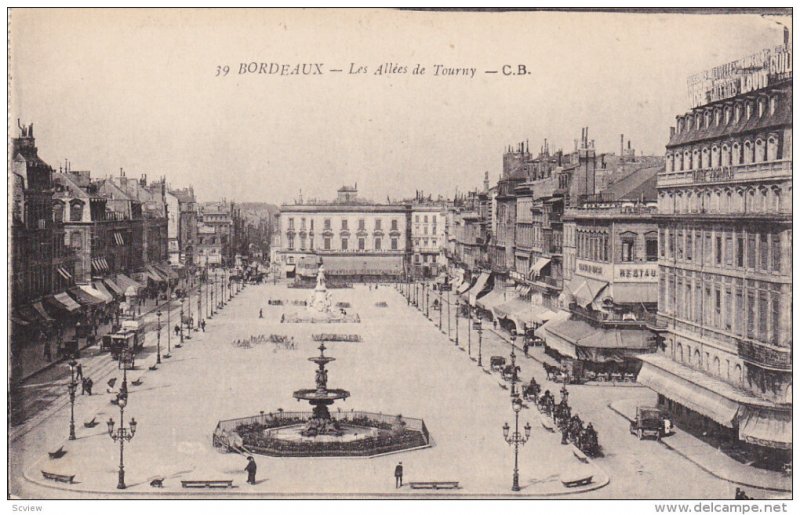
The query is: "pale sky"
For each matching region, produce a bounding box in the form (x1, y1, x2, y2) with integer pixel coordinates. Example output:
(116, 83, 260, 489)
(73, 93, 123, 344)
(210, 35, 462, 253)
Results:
(9, 8, 790, 204)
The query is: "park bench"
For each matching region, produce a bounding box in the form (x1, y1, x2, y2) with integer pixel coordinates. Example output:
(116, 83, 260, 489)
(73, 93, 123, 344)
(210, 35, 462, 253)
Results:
(409, 481, 459, 490)
(84, 417, 98, 428)
(48, 447, 66, 459)
(540, 417, 555, 432)
(560, 471, 593, 488)
(41, 471, 75, 484)
(181, 480, 234, 489)
(571, 444, 589, 463)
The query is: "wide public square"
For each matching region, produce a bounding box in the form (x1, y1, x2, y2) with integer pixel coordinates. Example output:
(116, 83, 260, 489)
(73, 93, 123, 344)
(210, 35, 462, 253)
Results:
(9, 279, 789, 499)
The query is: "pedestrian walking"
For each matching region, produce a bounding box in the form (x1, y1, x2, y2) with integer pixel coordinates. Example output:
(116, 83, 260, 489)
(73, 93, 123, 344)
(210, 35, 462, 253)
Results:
(259, 308, 263, 318)
(522, 341, 529, 357)
(82, 377, 93, 395)
(245, 456, 257, 485)
(200, 319, 206, 332)
(75, 363, 84, 381)
(394, 462, 403, 488)
(174, 324, 180, 336)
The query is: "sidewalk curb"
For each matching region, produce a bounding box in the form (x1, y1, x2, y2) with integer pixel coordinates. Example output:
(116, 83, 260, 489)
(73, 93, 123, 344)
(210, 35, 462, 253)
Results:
(606, 402, 791, 493)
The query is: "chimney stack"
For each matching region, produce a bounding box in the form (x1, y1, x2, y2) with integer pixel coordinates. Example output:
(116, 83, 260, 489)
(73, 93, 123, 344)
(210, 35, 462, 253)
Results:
(620, 134, 624, 157)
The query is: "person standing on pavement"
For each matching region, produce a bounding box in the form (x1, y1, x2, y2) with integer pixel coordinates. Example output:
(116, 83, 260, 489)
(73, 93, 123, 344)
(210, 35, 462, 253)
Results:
(200, 319, 206, 332)
(394, 462, 403, 488)
(75, 362, 84, 381)
(245, 456, 257, 484)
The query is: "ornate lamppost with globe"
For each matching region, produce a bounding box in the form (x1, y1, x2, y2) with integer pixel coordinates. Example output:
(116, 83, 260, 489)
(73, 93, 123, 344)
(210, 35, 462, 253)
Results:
(107, 394, 137, 490)
(438, 286, 443, 332)
(475, 314, 483, 367)
(156, 310, 162, 365)
(179, 297, 185, 344)
(67, 359, 78, 440)
(455, 299, 460, 347)
(502, 396, 532, 492)
(509, 332, 520, 398)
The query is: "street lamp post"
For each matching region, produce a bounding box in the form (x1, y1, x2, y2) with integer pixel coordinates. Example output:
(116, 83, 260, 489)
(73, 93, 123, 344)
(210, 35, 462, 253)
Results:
(197, 274, 202, 331)
(467, 305, 472, 355)
(455, 299, 459, 346)
(502, 397, 532, 492)
(185, 287, 192, 340)
(447, 289, 451, 339)
(509, 333, 519, 398)
(476, 315, 483, 367)
(156, 310, 162, 365)
(210, 271, 215, 317)
(107, 394, 137, 490)
(179, 298, 185, 344)
(438, 287, 443, 332)
(165, 288, 171, 358)
(67, 359, 78, 440)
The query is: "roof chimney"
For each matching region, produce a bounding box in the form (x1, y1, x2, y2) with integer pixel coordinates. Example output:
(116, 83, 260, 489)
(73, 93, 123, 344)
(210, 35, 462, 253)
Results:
(620, 134, 624, 157)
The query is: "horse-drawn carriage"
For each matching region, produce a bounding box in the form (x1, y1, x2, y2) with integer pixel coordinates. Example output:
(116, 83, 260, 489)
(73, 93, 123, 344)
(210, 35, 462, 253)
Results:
(501, 363, 520, 382)
(490, 356, 506, 373)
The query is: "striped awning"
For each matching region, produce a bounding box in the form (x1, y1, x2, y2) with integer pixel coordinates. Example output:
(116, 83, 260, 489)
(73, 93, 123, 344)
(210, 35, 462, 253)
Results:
(33, 301, 56, 322)
(93, 281, 117, 300)
(153, 263, 179, 280)
(115, 273, 144, 294)
(103, 277, 125, 297)
(80, 284, 113, 303)
(91, 258, 110, 273)
(57, 266, 73, 281)
(69, 286, 105, 307)
(46, 292, 82, 313)
(113, 232, 125, 246)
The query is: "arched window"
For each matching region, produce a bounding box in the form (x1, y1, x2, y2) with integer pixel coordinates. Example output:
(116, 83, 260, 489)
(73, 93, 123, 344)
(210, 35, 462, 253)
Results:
(767, 135, 779, 161)
(711, 190, 720, 213)
(721, 144, 730, 166)
(760, 187, 769, 213)
(692, 149, 700, 169)
(772, 187, 781, 212)
(714, 356, 721, 377)
(724, 106, 731, 124)
(683, 150, 691, 171)
(732, 142, 741, 164)
(677, 343, 684, 363)
(702, 147, 710, 168)
(755, 138, 765, 163)
(747, 188, 757, 212)
(734, 364, 743, 386)
(711, 146, 719, 167)
(686, 191, 695, 213)
(694, 349, 702, 368)
(743, 141, 752, 164)
(69, 200, 84, 222)
(53, 201, 64, 223)
(70, 231, 82, 249)
(665, 152, 673, 173)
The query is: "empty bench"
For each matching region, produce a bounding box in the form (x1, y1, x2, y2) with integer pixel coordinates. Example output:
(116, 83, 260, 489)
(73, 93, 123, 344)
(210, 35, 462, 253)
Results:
(571, 444, 588, 463)
(560, 471, 593, 488)
(181, 480, 233, 489)
(42, 471, 75, 484)
(409, 481, 459, 490)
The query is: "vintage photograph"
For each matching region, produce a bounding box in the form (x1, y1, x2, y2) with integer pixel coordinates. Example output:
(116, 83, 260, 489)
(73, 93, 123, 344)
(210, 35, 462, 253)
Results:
(7, 7, 793, 503)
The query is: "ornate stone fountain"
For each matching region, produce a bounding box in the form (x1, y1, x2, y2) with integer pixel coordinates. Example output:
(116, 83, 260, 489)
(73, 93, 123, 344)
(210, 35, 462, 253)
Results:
(292, 342, 350, 437)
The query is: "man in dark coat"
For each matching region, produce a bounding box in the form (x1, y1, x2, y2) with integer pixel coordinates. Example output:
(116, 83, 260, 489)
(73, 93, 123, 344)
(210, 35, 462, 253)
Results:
(394, 462, 403, 488)
(245, 456, 257, 485)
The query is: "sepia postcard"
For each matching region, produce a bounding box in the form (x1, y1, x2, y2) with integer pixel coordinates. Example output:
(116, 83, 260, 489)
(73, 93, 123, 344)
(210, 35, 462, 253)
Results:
(6, 6, 794, 508)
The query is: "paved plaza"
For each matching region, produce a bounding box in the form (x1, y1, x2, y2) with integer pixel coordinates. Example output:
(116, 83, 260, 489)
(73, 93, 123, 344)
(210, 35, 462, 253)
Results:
(9, 282, 790, 499)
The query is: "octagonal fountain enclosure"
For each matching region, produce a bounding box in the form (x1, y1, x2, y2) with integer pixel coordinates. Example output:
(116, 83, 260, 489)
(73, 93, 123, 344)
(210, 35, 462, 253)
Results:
(213, 343, 431, 457)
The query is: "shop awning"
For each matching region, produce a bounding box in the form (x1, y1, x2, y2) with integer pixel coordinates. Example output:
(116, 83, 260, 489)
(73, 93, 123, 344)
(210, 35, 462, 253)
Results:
(578, 327, 652, 350)
(69, 286, 105, 307)
(529, 258, 551, 278)
(153, 263, 179, 280)
(32, 301, 56, 322)
(102, 277, 125, 297)
(284, 264, 296, 273)
(321, 255, 405, 275)
(493, 297, 529, 320)
(457, 276, 475, 294)
(610, 283, 658, 304)
(93, 281, 117, 301)
(565, 276, 609, 308)
(80, 284, 113, 303)
(113, 232, 125, 246)
(739, 407, 792, 450)
(529, 304, 560, 325)
(637, 361, 741, 428)
(476, 286, 509, 312)
(543, 318, 596, 358)
(468, 273, 491, 306)
(46, 292, 82, 313)
(115, 273, 145, 294)
(146, 265, 168, 282)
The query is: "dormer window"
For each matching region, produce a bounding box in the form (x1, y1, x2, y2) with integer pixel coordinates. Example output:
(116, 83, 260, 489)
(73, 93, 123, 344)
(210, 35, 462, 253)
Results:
(734, 105, 741, 123)
(758, 99, 765, 117)
(714, 109, 721, 126)
(745, 102, 752, 120)
(724, 107, 731, 124)
(770, 96, 777, 115)
(695, 115, 701, 130)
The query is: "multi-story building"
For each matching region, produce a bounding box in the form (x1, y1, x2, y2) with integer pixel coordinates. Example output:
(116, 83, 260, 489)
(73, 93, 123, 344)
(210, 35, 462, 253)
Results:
(166, 187, 198, 266)
(643, 39, 791, 458)
(543, 166, 661, 378)
(197, 202, 234, 267)
(275, 186, 410, 283)
(410, 203, 447, 278)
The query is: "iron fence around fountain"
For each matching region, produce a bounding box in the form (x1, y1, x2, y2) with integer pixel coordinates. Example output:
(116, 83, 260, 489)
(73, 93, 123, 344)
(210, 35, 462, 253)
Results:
(214, 410, 431, 457)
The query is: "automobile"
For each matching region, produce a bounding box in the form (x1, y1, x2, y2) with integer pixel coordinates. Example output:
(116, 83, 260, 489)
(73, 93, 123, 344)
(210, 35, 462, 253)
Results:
(629, 406, 670, 440)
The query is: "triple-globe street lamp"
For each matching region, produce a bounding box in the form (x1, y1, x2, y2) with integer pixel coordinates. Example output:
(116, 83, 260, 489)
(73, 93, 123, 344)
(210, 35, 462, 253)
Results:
(502, 396, 532, 492)
(107, 393, 137, 490)
(67, 359, 78, 440)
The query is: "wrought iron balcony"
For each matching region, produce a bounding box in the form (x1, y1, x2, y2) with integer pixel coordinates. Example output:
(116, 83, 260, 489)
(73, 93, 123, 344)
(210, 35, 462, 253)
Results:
(737, 338, 791, 371)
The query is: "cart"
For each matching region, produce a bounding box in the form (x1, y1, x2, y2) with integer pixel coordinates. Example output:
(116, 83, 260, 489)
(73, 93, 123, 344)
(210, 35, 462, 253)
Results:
(490, 355, 506, 372)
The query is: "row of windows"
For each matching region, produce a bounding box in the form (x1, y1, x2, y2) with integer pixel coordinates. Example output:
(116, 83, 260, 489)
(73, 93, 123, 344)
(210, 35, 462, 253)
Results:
(675, 95, 780, 134)
(661, 274, 785, 347)
(666, 132, 783, 173)
(660, 226, 785, 274)
(414, 214, 440, 223)
(288, 217, 399, 232)
(287, 236, 399, 251)
(658, 185, 789, 215)
(576, 230, 657, 263)
(413, 225, 437, 235)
